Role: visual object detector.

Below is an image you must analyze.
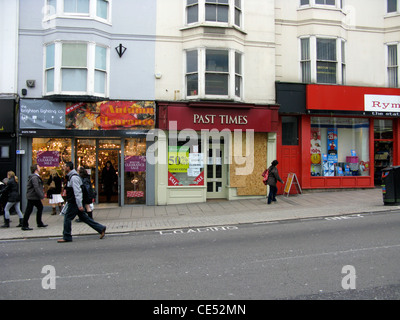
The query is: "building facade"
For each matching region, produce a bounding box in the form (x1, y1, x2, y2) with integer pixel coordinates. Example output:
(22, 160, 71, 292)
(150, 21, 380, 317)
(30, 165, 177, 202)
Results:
(275, 0, 400, 194)
(17, 0, 157, 206)
(153, 0, 279, 204)
(0, 0, 19, 181)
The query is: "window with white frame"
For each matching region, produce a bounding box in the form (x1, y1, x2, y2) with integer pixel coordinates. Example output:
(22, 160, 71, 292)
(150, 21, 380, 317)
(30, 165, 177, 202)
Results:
(186, 48, 242, 99)
(45, 0, 110, 21)
(388, 44, 398, 87)
(45, 42, 109, 96)
(300, 37, 345, 85)
(300, 0, 343, 9)
(387, 0, 398, 13)
(186, 0, 242, 28)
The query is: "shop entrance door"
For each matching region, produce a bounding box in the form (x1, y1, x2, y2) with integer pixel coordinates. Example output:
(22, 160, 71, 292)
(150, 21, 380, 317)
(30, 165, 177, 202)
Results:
(206, 138, 227, 199)
(76, 139, 120, 205)
(98, 149, 120, 204)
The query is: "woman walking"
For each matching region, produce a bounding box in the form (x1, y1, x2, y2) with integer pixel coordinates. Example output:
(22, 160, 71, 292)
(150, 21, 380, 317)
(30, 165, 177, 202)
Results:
(266, 160, 284, 205)
(1, 171, 24, 228)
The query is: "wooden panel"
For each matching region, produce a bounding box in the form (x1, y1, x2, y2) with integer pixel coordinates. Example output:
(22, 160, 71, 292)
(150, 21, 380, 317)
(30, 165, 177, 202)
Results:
(230, 133, 267, 196)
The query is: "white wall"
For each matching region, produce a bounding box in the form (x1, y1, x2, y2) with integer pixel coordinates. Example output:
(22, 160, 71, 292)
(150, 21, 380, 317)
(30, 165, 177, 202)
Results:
(0, 0, 18, 95)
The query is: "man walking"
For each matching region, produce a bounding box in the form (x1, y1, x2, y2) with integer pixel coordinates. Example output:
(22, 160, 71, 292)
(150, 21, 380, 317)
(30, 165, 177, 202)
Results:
(57, 162, 106, 243)
(22, 164, 47, 230)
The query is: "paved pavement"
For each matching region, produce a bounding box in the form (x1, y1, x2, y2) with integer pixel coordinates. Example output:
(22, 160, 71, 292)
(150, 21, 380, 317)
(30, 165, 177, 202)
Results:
(1, 187, 399, 241)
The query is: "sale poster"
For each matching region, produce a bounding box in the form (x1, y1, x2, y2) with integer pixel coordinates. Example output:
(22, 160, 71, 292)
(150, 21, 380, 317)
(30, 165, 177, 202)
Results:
(168, 146, 189, 173)
(327, 128, 338, 163)
(37, 151, 60, 167)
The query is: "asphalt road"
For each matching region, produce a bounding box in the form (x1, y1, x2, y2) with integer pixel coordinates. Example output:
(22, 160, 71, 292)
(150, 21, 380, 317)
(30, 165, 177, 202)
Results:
(1, 210, 400, 301)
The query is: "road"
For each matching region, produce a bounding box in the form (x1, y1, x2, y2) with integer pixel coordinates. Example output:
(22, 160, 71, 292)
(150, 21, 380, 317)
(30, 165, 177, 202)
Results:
(1, 211, 400, 301)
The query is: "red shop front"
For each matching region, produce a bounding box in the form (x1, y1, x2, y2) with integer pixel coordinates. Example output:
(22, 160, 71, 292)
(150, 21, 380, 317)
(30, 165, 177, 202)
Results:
(156, 101, 279, 204)
(297, 84, 400, 190)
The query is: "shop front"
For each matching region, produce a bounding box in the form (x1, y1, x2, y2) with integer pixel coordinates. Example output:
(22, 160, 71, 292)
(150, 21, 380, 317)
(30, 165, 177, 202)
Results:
(277, 83, 400, 192)
(18, 100, 155, 207)
(156, 101, 279, 205)
(0, 99, 17, 181)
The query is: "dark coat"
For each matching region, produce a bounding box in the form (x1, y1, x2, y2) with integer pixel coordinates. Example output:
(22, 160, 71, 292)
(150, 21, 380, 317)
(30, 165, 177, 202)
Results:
(5, 177, 20, 203)
(266, 166, 284, 187)
(26, 173, 45, 200)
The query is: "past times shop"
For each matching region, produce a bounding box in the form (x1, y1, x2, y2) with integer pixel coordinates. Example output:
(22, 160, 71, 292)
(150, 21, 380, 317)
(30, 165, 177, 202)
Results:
(19, 100, 155, 206)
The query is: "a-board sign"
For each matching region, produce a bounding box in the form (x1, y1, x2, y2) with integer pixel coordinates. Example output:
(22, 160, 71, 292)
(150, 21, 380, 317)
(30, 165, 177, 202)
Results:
(283, 173, 302, 196)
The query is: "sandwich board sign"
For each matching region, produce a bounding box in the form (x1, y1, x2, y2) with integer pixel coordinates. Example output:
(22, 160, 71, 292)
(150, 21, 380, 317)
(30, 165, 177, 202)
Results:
(283, 173, 302, 197)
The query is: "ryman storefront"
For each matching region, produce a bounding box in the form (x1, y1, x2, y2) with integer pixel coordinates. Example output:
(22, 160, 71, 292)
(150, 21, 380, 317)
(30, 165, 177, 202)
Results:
(18, 99, 156, 207)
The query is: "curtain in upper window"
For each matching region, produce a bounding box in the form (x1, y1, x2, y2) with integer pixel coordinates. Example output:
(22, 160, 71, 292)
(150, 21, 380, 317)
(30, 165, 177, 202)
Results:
(388, 45, 398, 88)
(316, 39, 337, 84)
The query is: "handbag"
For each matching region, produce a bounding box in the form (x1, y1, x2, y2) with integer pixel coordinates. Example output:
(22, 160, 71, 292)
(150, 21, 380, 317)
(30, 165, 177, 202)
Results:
(262, 169, 269, 185)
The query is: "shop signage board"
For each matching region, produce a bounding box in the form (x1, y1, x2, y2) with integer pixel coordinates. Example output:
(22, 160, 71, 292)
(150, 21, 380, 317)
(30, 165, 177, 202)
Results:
(20, 100, 155, 131)
(283, 173, 302, 197)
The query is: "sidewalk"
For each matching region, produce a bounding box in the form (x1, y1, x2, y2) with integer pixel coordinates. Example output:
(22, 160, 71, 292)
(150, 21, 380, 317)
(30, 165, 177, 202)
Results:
(1, 188, 398, 241)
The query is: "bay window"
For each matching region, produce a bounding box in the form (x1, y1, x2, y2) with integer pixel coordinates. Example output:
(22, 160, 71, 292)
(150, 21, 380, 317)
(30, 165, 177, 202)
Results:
(186, 0, 242, 28)
(44, 0, 110, 22)
(300, 36, 345, 84)
(300, 0, 343, 8)
(186, 48, 243, 99)
(45, 42, 109, 96)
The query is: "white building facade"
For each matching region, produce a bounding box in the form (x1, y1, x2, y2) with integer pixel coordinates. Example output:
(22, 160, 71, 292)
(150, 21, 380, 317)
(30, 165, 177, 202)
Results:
(275, 0, 400, 195)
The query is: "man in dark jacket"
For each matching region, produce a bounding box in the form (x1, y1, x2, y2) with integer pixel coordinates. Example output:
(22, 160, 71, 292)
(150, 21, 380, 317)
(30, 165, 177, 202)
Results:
(22, 164, 47, 230)
(57, 162, 106, 243)
(266, 160, 284, 205)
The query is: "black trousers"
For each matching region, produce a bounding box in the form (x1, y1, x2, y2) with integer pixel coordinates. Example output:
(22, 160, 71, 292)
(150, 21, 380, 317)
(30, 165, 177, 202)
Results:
(23, 199, 44, 227)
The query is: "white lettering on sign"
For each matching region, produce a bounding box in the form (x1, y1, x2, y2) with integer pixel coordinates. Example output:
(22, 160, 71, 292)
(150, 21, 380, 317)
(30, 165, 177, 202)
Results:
(193, 114, 248, 125)
(365, 94, 400, 113)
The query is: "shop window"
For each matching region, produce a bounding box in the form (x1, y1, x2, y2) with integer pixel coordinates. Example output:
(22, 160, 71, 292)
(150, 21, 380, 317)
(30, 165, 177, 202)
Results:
(0, 146, 10, 159)
(374, 120, 393, 185)
(310, 117, 370, 177)
(124, 138, 146, 205)
(32, 138, 72, 194)
(168, 133, 204, 187)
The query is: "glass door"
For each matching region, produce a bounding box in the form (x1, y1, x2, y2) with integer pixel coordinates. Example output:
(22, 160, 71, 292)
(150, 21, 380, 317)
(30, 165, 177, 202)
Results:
(98, 140, 120, 204)
(206, 138, 227, 199)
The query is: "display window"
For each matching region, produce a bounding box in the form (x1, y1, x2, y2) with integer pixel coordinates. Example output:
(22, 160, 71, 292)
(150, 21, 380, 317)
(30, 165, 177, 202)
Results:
(168, 133, 204, 187)
(32, 138, 72, 193)
(124, 138, 146, 204)
(310, 117, 370, 177)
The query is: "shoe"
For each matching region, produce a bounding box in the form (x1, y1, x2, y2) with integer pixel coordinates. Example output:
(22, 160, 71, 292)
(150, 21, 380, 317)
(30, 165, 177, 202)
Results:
(99, 227, 106, 239)
(1, 219, 10, 228)
(16, 218, 23, 227)
(37, 224, 48, 228)
(57, 239, 72, 243)
(21, 226, 33, 231)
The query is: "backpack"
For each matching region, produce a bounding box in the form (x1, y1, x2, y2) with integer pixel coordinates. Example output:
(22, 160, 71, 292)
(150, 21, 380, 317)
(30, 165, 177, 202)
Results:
(262, 169, 269, 185)
(81, 177, 95, 204)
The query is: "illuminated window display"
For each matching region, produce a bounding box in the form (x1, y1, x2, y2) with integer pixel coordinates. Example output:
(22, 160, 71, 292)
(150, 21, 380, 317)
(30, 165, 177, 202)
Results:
(124, 138, 146, 204)
(32, 138, 72, 193)
(310, 117, 370, 177)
